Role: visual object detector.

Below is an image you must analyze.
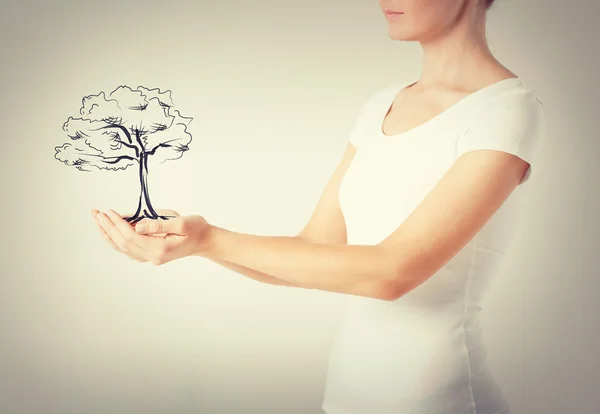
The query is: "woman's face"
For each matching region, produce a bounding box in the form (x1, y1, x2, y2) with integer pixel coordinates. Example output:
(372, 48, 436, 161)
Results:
(379, 0, 472, 42)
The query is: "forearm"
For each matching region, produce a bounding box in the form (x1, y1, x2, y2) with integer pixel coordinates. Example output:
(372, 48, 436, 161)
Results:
(201, 225, 398, 300)
(208, 257, 306, 288)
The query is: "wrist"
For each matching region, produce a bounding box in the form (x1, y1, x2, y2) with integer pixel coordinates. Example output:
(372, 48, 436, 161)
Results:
(197, 223, 222, 258)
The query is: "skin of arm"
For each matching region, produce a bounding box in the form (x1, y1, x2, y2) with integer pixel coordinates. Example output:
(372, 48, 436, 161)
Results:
(209, 256, 306, 288)
(202, 143, 355, 290)
(199, 146, 530, 301)
(203, 228, 396, 299)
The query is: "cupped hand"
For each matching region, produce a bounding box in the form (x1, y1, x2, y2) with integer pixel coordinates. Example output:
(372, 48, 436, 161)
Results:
(91, 209, 213, 265)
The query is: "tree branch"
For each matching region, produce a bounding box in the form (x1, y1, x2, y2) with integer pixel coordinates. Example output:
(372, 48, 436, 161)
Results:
(78, 151, 138, 164)
(146, 142, 173, 156)
(116, 140, 140, 157)
(101, 155, 138, 165)
(94, 124, 133, 144)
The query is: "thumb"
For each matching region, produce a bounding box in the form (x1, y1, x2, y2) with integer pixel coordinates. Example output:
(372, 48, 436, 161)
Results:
(135, 218, 183, 235)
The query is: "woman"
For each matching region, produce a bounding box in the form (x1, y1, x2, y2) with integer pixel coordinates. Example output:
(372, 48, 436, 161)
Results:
(92, 0, 546, 412)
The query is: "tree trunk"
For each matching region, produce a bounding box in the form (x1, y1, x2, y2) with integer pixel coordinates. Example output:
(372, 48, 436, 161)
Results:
(125, 153, 172, 223)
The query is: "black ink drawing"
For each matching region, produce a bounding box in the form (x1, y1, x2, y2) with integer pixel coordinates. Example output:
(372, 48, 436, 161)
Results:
(55, 86, 193, 224)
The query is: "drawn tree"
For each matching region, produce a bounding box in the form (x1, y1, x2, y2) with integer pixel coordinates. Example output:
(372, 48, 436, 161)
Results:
(55, 85, 193, 224)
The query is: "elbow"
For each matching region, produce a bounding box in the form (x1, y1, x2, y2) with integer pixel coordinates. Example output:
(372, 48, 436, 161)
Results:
(362, 248, 406, 301)
(376, 264, 436, 301)
(374, 278, 405, 301)
(363, 246, 418, 301)
(372, 257, 423, 302)
(371, 263, 408, 302)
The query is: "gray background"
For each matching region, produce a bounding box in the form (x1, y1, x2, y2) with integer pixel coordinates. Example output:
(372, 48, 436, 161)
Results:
(1, 0, 598, 413)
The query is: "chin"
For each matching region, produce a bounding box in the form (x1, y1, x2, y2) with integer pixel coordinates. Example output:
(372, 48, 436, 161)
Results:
(387, 27, 420, 42)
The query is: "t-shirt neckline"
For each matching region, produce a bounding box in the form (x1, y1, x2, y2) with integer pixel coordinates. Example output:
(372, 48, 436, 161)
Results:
(378, 76, 526, 140)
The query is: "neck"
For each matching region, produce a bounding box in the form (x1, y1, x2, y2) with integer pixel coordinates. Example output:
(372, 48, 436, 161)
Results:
(416, 6, 496, 89)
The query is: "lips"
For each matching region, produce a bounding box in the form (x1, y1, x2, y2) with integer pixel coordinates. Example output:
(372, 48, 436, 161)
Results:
(384, 10, 404, 20)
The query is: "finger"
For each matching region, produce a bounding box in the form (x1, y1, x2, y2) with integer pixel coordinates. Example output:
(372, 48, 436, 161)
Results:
(155, 209, 180, 217)
(105, 210, 179, 265)
(93, 209, 135, 224)
(93, 209, 134, 219)
(123, 213, 138, 227)
(95, 214, 145, 261)
(139, 210, 180, 236)
(93, 214, 146, 262)
(135, 217, 185, 235)
(98, 211, 154, 260)
(92, 214, 120, 252)
(109, 211, 170, 261)
(105, 210, 164, 251)
(120, 212, 140, 227)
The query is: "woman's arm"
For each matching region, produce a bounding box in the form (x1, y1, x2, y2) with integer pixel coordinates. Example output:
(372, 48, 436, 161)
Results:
(200, 147, 529, 301)
(206, 145, 397, 298)
(202, 228, 397, 300)
(209, 253, 306, 288)
(202, 143, 357, 290)
(206, 144, 357, 289)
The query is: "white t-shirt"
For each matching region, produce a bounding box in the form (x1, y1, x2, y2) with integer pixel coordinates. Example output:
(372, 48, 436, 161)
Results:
(321, 77, 546, 414)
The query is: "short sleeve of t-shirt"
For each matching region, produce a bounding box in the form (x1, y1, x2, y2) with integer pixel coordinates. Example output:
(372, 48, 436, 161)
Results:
(456, 90, 547, 185)
(347, 96, 375, 149)
(347, 88, 392, 149)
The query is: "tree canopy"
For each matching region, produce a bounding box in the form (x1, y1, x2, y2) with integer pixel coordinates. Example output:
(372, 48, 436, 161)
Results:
(55, 85, 193, 171)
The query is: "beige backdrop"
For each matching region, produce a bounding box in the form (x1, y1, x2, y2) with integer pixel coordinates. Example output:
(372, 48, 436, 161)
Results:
(1, 0, 598, 413)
